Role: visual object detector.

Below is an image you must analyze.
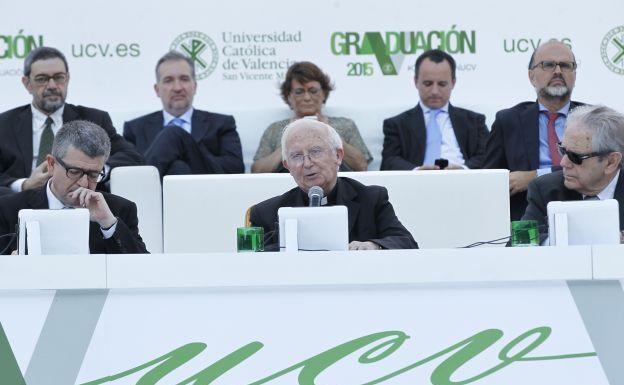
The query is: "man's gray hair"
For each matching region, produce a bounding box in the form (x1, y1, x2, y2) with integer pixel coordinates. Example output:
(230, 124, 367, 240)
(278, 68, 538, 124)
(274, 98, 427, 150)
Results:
(52, 120, 111, 161)
(567, 105, 624, 167)
(155, 51, 196, 81)
(23, 46, 68, 77)
(281, 118, 343, 160)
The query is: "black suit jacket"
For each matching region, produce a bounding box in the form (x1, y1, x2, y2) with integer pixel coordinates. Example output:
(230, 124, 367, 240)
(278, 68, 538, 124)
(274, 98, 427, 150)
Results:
(484, 100, 586, 220)
(123, 109, 244, 174)
(522, 170, 624, 231)
(0, 104, 144, 189)
(249, 177, 418, 250)
(380, 104, 488, 170)
(0, 186, 147, 254)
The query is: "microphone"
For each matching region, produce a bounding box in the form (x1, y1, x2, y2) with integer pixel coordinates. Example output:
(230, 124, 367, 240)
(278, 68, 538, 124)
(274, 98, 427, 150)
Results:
(308, 186, 324, 207)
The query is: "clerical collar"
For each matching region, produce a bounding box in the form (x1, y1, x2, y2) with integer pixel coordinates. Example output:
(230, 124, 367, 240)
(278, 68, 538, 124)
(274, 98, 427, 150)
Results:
(301, 182, 339, 206)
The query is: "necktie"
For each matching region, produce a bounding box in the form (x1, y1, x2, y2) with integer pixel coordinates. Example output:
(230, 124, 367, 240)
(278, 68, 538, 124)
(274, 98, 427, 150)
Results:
(583, 195, 599, 201)
(170, 118, 185, 128)
(423, 109, 442, 165)
(37, 117, 54, 165)
(546, 112, 562, 166)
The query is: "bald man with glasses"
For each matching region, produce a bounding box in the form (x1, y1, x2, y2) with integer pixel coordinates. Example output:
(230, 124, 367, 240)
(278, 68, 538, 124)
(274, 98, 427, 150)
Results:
(522, 105, 624, 239)
(484, 40, 588, 220)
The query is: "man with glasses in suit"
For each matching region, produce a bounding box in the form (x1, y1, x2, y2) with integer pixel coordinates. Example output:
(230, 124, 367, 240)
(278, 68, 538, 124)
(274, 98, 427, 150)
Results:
(0, 120, 147, 254)
(0, 46, 143, 196)
(484, 40, 587, 220)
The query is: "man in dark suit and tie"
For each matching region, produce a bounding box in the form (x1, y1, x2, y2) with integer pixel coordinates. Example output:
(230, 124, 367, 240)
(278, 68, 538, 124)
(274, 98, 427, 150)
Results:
(484, 40, 587, 220)
(250, 119, 417, 251)
(0, 47, 144, 196)
(123, 51, 244, 176)
(522, 105, 624, 241)
(0, 120, 147, 254)
(381, 49, 488, 171)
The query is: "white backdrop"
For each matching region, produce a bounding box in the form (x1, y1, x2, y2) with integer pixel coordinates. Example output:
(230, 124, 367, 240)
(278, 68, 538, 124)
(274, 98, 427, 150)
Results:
(1, 0, 623, 170)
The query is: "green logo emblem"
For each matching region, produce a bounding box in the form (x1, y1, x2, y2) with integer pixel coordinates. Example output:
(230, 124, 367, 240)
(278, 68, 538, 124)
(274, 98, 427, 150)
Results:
(601, 26, 624, 75)
(170, 31, 218, 80)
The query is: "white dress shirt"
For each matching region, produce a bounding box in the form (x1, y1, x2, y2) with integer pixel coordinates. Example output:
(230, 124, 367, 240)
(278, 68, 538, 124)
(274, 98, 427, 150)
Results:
(163, 107, 194, 134)
(418, 102, 467, 169)
(10, 105, 64, 192)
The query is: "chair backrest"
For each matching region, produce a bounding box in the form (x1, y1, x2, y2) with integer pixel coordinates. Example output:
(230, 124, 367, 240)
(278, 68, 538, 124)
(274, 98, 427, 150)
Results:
(110, 166, 163, 253)
(163, 170, 510, 253)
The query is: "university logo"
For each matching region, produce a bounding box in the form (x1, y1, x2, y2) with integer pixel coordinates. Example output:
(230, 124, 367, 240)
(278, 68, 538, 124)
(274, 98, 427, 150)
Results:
(601, 26, 624, 75)
(170, 31, 219, 80)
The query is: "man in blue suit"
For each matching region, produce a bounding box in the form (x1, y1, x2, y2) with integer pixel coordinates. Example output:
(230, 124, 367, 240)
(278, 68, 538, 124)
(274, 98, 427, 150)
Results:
(124, 51, 244, 176)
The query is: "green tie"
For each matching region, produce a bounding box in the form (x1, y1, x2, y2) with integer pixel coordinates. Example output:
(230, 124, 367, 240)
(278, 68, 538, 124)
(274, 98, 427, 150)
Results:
(37, 117, 54, 165)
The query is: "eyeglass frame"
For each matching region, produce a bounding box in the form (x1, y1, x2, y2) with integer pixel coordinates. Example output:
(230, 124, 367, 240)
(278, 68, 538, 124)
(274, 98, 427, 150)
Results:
(530, 60, 577, 72)
(55, 157, 106, 183)
(31, 73, 69, 86)
(287, 147, 330, 165)
(556, 142, 612, 165)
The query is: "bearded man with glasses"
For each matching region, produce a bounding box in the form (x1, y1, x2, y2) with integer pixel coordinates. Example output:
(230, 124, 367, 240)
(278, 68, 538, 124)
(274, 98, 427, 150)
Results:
(484, 40, 587, 220)
(0, 46, 143, 196)
(0, 120, 148, 254)
(522, 105, 624, 240)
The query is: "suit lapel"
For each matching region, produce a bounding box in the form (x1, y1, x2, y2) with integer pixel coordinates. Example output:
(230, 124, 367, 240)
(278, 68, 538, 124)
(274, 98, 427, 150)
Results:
(520, 103, 540, 169)
(335, 179, 359, 235)
(448, 104, 469, 156)
(14, 107, 34, 175)
(25, 186, 49, 209)
(61, 103, 79, 122)
(614, 172, 624, 228)
(410, 105, 427, 165)
(191, 110, 209, 142)
(145, 112, 164, 144)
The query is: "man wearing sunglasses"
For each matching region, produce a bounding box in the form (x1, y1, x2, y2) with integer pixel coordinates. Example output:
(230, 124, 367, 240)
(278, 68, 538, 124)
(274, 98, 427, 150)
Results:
(0, 47, 143, 196)
(0, 120, 148, 254)
(484, 40, 586, 220)
(522, 105, 624, 236)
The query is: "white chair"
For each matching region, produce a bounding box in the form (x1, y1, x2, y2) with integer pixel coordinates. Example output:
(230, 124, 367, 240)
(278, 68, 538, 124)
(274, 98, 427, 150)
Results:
(110, 166, 163, 253)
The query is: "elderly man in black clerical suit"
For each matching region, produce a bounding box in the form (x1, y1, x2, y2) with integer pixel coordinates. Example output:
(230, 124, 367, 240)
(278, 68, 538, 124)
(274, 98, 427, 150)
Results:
(0, 120, 147, 254)
(381, 49, 488, 171)
(124, 51, 244, 177)
(0, 46, 143, 196)
(250, 119, 418, 251)
(522, 105, 624, 242)
(484, 40, 587, 220)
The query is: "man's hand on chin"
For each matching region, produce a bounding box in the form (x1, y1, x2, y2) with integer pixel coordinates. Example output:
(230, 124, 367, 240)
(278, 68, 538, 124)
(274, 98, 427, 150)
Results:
(67, 187, 116, 228)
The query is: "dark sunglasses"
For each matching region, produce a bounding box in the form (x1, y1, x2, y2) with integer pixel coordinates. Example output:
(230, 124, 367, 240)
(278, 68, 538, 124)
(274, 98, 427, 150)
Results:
(556, 143, 611, 165)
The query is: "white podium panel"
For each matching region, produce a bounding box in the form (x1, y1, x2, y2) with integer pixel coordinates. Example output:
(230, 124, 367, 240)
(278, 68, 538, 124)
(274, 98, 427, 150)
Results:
(1, 248, 624, 384)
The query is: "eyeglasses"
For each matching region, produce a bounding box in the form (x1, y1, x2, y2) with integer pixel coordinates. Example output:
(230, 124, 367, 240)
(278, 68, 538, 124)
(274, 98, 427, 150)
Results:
(291, 86, 322, 98)
(32, 73, 68, 86)
(288, 147, 327, 165)
(531, 61, 577, 72)
(56, 157, 106, 182)
(557, 143, 611, 165)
